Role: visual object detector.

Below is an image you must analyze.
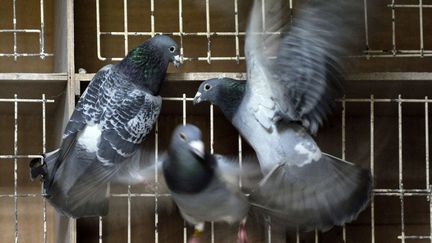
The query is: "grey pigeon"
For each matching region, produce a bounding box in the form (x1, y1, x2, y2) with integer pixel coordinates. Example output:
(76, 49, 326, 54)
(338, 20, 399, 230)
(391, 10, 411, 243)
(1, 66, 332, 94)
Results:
(29, 35, 181, 218)
(162, 124, 249, 243)
(194, 0, 372, 232)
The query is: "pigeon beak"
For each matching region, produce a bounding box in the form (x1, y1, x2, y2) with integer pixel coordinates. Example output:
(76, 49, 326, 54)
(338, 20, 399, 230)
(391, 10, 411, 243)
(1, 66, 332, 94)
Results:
(173, 55, 181, 68)
(193, 92, 202, 105)
(189, 140, 205, 158)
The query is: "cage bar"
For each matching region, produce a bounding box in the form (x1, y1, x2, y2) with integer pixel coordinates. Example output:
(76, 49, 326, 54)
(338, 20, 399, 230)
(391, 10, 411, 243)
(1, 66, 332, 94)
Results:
(3, 0, 432, 242)
(209, 104, 215, 243)
(41, 94, 47, 243)
(370, 94, 376, 243)
(154, 121, 160, 243)
(181, 94, 187, 243)
(178, 0, 184, 63)
(123, 0, 129, 57)
(93, 0, 432, 61)
(391, 0, 396, 56)
(341, 96, 347, 242)
(205, 0, 211, 64)
(0, 0, 52, 59)
(3, 92, 432, 242)
(427, 97, 432, 243)
(98, 216, 102, 243)
(14, 94, 19, 243)
(363, 0, 369, 54)
(398, 95, 405, 243)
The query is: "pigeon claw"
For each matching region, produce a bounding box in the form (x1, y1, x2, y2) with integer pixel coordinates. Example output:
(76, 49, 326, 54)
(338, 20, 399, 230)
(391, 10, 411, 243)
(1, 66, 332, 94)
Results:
(29, 157, 47, 181)
(188, 223, 204, 243)
(188, 228, 203, 243)
(237, 222, 248, 243)
(188, 236, 201, 243)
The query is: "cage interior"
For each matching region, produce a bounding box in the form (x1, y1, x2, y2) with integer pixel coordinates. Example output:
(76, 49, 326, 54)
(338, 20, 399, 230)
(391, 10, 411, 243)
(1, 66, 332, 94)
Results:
(1, 0, 432, 242)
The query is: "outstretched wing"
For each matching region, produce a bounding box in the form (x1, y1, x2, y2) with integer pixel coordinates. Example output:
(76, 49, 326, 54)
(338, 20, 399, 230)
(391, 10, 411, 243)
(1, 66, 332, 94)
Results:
(213, 154, 262, 191)
(245, 0, 361, 133)
(250, 153, 372, 231)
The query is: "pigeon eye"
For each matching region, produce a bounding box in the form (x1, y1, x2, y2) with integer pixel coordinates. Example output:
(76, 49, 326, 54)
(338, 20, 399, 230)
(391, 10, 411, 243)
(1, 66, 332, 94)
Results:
(169, 46, 176, 53)
(179, 132, 188, 141)
(204, 84, 212, 91)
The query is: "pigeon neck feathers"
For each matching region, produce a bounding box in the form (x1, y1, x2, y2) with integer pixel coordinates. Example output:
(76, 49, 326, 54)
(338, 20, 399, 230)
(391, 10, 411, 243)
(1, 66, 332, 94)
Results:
(214, 79, 246, 120)
(116, 44, 168, 95)
(163, 148, 215, 194)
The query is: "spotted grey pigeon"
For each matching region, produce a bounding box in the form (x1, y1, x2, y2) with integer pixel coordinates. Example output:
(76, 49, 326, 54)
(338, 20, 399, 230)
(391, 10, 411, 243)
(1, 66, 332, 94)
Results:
(162, 124, 250, 243)
(193, 0, 372, 231)
(29, 35, 181, 218)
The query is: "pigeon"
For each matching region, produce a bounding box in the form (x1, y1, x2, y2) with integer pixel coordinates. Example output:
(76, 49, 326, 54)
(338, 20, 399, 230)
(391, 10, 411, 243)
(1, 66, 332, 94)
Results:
(193, 0, 372, 232)
(29, 35, 181, 218)
(162, 124, 250, 243)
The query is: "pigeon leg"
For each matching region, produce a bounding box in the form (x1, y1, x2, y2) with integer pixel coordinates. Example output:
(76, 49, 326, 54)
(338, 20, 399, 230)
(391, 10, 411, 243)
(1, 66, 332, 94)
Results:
(188, 222, 204, 243)
(237, 218, 248, 243)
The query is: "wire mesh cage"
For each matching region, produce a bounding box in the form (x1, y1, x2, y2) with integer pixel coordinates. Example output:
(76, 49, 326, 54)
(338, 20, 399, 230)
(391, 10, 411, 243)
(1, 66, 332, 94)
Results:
(0, 0, 57, 73)
(1, 0, 432, 243)
(0, 0, 52, 59)
(92, 0, 432, 62)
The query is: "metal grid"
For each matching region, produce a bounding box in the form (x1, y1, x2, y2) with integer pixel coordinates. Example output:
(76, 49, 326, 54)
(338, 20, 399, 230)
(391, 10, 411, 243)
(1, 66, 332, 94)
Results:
(0, 0, 53, 60)
(96, 0, 254, 62)
(65, 90, 431, 242)
(0, 91, 431, 242)
(362, 1, 432, 58)
(1, 0, 432, 242)
(95, 0, 432, 62)
(340, 95, 432, 242)
(0, 89, 427, 241)
(0, 95, 54, 243)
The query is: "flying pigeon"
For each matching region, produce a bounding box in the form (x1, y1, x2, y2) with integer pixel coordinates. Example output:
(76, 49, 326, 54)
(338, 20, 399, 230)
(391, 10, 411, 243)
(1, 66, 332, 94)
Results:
(29, 35, 181, 218)
(193, 0, 372, 231)
(162, 124, 250, 243)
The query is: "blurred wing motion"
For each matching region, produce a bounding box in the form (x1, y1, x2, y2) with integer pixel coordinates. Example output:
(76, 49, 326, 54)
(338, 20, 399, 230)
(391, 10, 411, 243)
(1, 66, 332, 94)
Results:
(250, 153, 372, 231)
(243, 0, 372, 231)
(213, 154, 262, 191)
(114, 148, 166, 186)
(161, 125, 251, 242)
(245, 0, 361, 133)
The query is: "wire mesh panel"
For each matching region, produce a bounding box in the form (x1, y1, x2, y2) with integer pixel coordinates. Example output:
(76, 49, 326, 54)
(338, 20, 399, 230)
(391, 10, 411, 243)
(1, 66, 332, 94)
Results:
(95, 0, 261, 63)
(0, 95, 55, 243)
(340, 96, 432, 242)
(94, 0, 432, 62)
(2, 0, 432, 242)
(0, 0, 53, 60)
(64, 87, 432, 243)
(363, 0, 432, 58)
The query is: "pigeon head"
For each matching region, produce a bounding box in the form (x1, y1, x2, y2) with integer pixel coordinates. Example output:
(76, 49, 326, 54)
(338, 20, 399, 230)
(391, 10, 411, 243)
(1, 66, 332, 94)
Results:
(194, 78, 246, 120)
(127, 35, 181, 68)
(164, 124, 215, 194)
(118, 35, 180, 95)
(193, 78, 222, 105)
(148, 35, 181, 68)
(171, 124, 205, 159)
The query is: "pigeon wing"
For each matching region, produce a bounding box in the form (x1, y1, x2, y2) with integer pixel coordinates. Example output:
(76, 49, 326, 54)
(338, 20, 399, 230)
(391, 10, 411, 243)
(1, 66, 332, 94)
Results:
(245, 0, 361, 133)
(97, 87, 162, 164)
